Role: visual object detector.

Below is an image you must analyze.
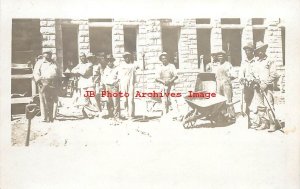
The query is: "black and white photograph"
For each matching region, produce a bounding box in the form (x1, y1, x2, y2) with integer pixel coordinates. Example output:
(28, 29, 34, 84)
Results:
(10, 18, 286, 146)
(1, 0, 300, 189)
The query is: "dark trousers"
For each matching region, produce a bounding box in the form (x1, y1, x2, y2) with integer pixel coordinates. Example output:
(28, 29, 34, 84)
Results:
(39, 79, 58, 122)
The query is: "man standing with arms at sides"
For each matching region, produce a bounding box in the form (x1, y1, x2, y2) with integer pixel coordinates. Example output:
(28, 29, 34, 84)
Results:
(251, 41, 279, 132)
(239, 42, 256, 128)
(118, 52, 140, 120)
(215, 50, 236, 122)
(102, 54, 120, 119)
(33, 51, 59, 122)
(155, 52, 178, 115)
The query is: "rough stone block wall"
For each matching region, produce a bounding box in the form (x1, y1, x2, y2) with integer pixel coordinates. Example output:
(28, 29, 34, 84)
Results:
(48, 18, 285, 105)
(265, 18, 283, 66)
(144, 19, 163, 70)
(241, 18, 253, 61)
(134, 69, 199, 95)
(40, 19, 56, 55)
(178, 19, 198, 69)
(112, 20, 125, 65)
(76, 20, 90, 56)
(210, 18, 222, 53)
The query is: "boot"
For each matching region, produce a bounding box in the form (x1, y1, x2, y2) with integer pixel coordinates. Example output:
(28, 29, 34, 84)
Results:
(256, 119, 270, 131)
(267, 123, 280, 132)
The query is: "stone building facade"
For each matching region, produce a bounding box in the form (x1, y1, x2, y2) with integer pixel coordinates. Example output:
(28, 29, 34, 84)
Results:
(12, 18, 285, 107)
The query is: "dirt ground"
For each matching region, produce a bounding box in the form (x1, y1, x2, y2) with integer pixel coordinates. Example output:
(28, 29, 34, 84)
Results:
(11, 97, 288, 147)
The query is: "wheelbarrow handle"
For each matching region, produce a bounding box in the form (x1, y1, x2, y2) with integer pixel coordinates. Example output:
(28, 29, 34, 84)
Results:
(226, 100, 240, 107)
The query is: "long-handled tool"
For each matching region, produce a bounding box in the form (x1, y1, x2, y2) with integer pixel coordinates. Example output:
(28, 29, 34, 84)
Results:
(259, 87, 283, 132)
(25, 104, 38, 146)
(134, 53, 149, 122)
(240, 84, 245, 117)
(251, 73, 283, 131)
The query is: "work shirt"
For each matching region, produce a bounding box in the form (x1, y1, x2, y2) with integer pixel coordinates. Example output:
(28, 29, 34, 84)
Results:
(206, 62, 221, 73)
(33, 59, 59, 81)
(102, 66, 119, 86)
(239, 57, 256, 81)
(155, 63, 177, 82)
(252, 56, 278, 85)
(215, 61, 234, 82)
(118, 61, 140, 84)
(92, 64, 102, 84)
(72, 62, 93, 88)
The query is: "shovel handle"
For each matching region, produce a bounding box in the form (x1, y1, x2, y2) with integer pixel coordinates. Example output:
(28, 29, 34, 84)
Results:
(25, 119, 31, 146)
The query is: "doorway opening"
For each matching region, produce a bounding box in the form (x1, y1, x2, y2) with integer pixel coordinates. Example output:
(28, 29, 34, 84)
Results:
(161, 27, 180, 68)
(89, 27, 112, 55)
(222, 29, 242, 66)
(62, 25, 79, 72)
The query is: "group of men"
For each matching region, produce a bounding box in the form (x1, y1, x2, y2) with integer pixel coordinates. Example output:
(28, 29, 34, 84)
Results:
(32, 50, 179, 122)
(32, 41, 280, 132)
(205, 41, 279, 132)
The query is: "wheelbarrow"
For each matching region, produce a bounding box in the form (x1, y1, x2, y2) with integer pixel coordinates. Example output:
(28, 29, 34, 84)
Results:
(182, 94, 239, 128)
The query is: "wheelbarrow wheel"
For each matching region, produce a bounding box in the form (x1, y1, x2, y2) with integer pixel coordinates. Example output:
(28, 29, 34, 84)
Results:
(214, 111, 227, 126)
(183, 109, 196, 128)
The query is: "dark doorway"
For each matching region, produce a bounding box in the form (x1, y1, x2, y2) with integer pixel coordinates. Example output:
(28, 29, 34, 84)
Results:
(197, 29, 211, 68)
(62, 25, 79, 72)
(89, 27, 112, 55)
(12, 19, 42, 64)
(222, 29, 242, 66)
(161, 27, 180, 68)
(253, 29, 265, 49)
(124, 27, 138, 61)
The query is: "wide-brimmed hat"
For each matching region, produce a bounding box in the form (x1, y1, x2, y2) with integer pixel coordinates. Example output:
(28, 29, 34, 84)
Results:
(159, 52, 169, 61)
(254, 41, 268, 52)
(210, 50, 219, 56)
(106, 54, 115, 61)
(123, 52, 132, 58)
(79, 52, 86, 57)
(243, 42, 254, 50)
(42, 51, 52, 56)
(86, 53, 95, 59)
(217, 50, 227, 56)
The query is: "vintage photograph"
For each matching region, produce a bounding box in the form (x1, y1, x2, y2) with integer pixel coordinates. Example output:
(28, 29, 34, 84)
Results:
(11, 18, 286, 146)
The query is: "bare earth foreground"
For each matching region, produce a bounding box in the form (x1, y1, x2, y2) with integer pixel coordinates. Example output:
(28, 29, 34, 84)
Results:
(11, 98, 288, 147)
(8, 101, 299, 189)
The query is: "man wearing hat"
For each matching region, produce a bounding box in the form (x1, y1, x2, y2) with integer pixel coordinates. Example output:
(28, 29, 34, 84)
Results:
(72, 52, 98, 118)
(33, 51, 59, 122)
(155, 52, 178, 115)
(215, 50, 236, 122)
(118, 52, 140, 119)
(251, 41, 279, 131)
(206, 51, 220, 73)
(102, 54, 120, 119)
(239, 42, 256, 127)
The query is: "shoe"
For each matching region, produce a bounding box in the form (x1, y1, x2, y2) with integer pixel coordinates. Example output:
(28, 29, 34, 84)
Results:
(249, 123, 259, 129)
(267, 124, 280, 132)
(82, 109, 89, 118)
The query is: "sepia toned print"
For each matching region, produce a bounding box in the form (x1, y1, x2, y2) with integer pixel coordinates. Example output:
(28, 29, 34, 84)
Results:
(11, 18, 285, 146)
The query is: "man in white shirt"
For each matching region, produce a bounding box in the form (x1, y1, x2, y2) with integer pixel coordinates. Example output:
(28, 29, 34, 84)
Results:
(102, 54, 120, 118)
(33, 51, 59, 122)
(155, 52, 178, 115)
(71, 53, 98, 118)
(239, 42, 256, 127)
(215, 50, 236, 122)
(118, 52, 139, 119)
